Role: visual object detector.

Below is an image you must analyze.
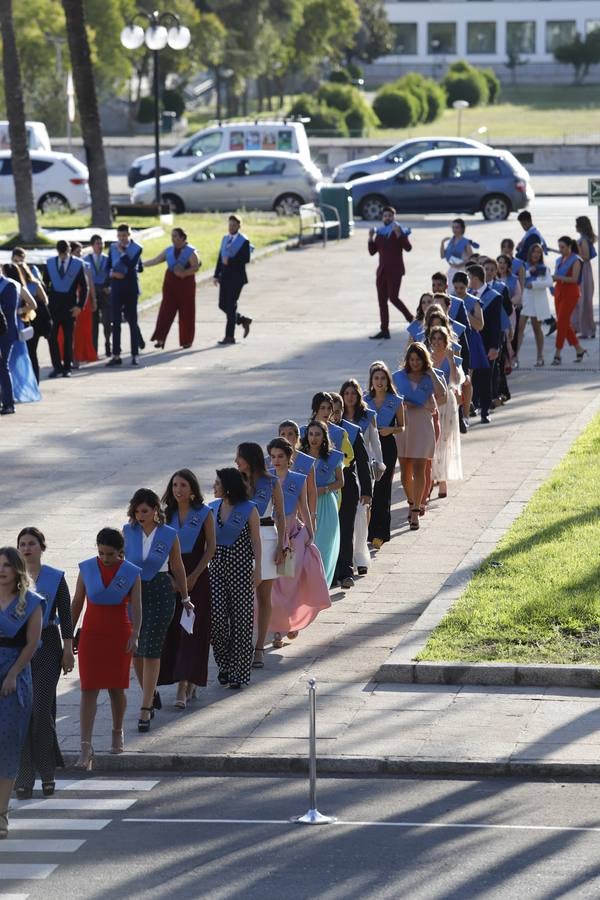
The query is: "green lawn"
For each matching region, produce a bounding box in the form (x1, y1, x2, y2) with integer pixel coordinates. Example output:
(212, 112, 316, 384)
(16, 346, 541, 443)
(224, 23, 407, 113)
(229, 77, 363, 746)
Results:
(0, 211, 298, 301)
(418, 413, 600, 665)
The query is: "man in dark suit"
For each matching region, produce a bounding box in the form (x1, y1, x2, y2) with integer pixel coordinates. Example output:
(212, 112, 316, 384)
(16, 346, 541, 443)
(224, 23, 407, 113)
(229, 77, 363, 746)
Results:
(107, 223, 143, 367)
(368, 205, 413, 340)
(468, 264, 501, 425)
(44, 239, 87, 378)
(213, 214, 252, 346)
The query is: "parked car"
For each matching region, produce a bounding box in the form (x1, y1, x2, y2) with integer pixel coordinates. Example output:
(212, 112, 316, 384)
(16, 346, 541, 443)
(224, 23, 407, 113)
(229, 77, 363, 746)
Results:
(348, 148, 533, 221)
(331, 136, 487, 183)
(0, 121, 51, 152)
(131, 150, 322, 215)
(0, 150, 90, 213)
(128, 120, 311, 186)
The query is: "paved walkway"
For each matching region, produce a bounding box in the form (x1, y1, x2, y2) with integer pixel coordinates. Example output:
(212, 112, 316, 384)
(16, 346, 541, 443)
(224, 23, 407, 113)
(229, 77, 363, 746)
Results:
(3, 199, 600, 774)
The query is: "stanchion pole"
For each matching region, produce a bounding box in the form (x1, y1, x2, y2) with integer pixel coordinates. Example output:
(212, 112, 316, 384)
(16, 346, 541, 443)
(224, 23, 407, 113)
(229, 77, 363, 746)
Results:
(292, 677, 336, 825)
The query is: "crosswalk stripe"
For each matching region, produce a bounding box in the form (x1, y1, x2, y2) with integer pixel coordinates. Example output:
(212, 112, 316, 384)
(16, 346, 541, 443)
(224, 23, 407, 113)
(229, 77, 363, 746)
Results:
(0, 840, 85, 853)
(0, 894, 30, 899)
(11, 799, 136, 812)
(32, 778, 158, 793)
(0, 865, 57, 880)
(9, 819, 110, 832)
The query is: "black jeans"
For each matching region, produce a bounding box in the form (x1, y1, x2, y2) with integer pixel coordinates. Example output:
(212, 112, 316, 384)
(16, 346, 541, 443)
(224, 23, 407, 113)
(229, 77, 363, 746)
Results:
(218, 282, 243, 340)
(48, 302, 75, 373)
(93, 291, 112, 354)
(472, 366, 493, 417)
(111, 292, 138, 357)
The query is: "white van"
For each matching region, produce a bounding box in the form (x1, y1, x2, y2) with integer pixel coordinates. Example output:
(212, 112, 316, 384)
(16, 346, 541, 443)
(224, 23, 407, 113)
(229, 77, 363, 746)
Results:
(0, 121, 51, 152)
(128, 120, 310, 186)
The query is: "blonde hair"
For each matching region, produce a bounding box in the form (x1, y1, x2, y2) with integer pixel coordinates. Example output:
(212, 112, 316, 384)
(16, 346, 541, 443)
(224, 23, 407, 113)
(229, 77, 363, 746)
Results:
(0, 547, 29, 617)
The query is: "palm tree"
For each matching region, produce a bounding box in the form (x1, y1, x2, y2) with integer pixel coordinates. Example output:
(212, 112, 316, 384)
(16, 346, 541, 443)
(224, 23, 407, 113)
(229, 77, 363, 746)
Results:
(61, 0, 112, 227)
(0, 0, 38, 242)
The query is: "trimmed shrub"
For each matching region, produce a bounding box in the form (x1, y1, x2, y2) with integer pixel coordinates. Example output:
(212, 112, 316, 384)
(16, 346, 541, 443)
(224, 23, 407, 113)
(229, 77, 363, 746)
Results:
(372, 88, 419, 128)
(394, 74, 428, 123)
(161, 88, 185, 118)
(481, 67, 501, 104)
(346, 62, 364, 81)
(345, 102, 378, 136)
(317, 83, 357, 112)
(287, 95, 349, 136)
(423, 81, 447, 122)
(443, 72, 489, 107)
(328, 68, 351, 84)
(137, 96, 155, 123)
(316, 83, 377, 135)
(447, 60, 474, 76)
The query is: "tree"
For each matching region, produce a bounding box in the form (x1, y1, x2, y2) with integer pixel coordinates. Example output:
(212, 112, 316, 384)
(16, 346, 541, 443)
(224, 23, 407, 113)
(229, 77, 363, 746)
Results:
(554, 32, 600, 84)
(61, 0, 111, 227)
(345, 0, 393, 65)
(0, 0, 37, 241)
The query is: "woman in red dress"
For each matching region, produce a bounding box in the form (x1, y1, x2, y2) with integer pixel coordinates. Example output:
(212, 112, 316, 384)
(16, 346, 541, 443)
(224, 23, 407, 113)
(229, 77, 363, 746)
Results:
(552, 236, 587, 366)
(145, 228, 200, 349)
(70, 528, 141, 769)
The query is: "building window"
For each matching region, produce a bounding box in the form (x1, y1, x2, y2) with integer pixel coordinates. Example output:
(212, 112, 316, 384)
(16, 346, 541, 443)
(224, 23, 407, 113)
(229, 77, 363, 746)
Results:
(506, 21, 536, 55)
(586, 20, 600, 36)
(467, 22, 496, 55)
(391, 23, 417, 55)
(428, 23, 456, 55)
(546, 21, 577, 53)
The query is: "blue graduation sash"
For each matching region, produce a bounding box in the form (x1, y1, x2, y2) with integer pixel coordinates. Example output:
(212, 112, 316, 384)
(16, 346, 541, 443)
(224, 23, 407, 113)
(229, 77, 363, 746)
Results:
(79, 557, 140, 606)
(0, 590, 43, 637)
(110, 241, 142, 276)
(579, 235, 597, 261)
(253, 475, 276, 517)
(313, 449, 344, 488)
(376, 223, 411, 237)
(462, 292, 480, 315)
(220, 232, 247, 260)
(392, 371, 433, 407)
(364, 392, 403, 428)
(448, 296, 466, 322)
(36, 565, 64, 628)
(555, 253, 581, 278)
(166, 244, 196, 271)
(210, 499, 255, 547)
(327, 422, 345, 452)
(407, 320, 425, 342)
(357, 407, 377, 434)
(46, 256, 84, 293)
(524, 265, 548, 288)
(341, 419, 361, 446)
(87, 253, 110, 286)
(444, 235, 468, 262)
(511, 257, 524, 275)
(169, 505, 210, 554)
(281, 470, 307, 516)
(479, 286, 500, 312)
(449, 317, 466, 338)
(123, 523, 177, 581)
(291, 450, 315, 477)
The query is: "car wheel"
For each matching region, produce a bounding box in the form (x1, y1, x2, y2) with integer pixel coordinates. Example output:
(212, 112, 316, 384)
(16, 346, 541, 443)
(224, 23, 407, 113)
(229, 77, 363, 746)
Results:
(161, 194, 184, 214)
(359, 195, 386, 222)
(38, 192, 70, 214)
(274, 193, 303, 216)
(482, 194, 511, 221)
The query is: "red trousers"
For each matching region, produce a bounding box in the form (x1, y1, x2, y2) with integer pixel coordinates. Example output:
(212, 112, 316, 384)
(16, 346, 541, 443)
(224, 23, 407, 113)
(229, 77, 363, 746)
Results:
(151, 271, 195, 347)
(555, 283, 580, 351)
(376, 273, 412, 330)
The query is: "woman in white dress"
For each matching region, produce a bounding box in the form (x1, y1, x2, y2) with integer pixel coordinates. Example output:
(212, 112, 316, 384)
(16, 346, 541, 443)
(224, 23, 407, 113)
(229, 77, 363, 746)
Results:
(515, 243, 553, 367)
(428, 326, 463, 497)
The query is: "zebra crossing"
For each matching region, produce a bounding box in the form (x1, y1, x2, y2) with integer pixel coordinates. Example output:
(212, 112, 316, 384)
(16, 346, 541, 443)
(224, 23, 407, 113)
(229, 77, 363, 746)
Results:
(1, 778, 159, 896)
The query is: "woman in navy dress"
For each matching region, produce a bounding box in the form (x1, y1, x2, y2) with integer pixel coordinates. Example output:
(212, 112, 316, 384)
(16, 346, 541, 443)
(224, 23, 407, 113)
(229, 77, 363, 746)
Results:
(0, 547, 43, 839)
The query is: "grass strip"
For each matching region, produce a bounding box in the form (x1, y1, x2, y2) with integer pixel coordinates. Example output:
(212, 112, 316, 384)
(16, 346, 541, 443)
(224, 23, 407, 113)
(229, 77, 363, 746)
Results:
(418, 412, 600, 665)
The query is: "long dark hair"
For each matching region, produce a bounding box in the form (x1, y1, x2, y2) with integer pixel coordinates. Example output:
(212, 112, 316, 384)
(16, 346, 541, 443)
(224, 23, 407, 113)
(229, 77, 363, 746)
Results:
(403, 341, 434, 374)
(267, 437, 294, 460)
(162, 468, 204, 519)
(367, 361, 397, 396)
(216, 467, 249, 504)
(237, 442, 274, 494)
(340, 378, 368, 423)
(299, 419, 331, 460)
(3, 263, 25, 285)
(576, 216, 596, 243)
(310, 391, 333, 418)
(558, 235, 579, 255)
(127, 488, 165, 524)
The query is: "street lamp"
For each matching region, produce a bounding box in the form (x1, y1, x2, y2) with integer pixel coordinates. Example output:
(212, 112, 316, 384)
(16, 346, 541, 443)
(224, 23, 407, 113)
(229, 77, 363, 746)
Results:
(121, 11, 191, 206)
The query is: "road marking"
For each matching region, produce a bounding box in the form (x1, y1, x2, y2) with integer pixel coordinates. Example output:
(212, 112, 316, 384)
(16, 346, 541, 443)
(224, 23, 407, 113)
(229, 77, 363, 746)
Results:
(9, 819, 110, 832)
(0, 865, 56, 880)
(11, 799, 136, 812)
(0, 840, 85, 853)
(0, 894, 30, 899)
(56, 779, 158, 793)
(123, 817, 600, 834)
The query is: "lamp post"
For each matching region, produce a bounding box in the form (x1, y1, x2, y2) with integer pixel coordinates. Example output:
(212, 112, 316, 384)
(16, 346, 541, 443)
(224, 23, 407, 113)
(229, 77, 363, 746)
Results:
(120, 11, 191, 207)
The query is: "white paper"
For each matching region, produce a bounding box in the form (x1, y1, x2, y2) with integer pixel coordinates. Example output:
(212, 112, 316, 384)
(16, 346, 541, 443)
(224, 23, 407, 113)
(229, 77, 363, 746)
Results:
(180, 608, 195, 635)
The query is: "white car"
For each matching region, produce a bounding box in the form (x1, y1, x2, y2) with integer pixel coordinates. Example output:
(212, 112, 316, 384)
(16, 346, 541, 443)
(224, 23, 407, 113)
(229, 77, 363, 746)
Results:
(0, 150, 90, 213)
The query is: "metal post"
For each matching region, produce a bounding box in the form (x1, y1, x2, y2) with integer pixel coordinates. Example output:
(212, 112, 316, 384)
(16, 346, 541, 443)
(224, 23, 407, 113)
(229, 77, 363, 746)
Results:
(153, 46, 161, 207)
(292, 678, 336, 825)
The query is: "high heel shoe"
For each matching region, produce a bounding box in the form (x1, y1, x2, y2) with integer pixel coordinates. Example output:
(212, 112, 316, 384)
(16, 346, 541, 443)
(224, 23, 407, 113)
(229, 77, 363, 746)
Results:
(75, 742, 94, 771)
(551, 354, 561, 366)
(152, 690, 162, 710)
(186, 685, 198, 701)
(0, 810, 8, 840)
(138, 708, 152, 733)
(575, 348, 588, 363)
(409, 508, 420, 531)
(110, 729, 124, 754)
(15, 787, 33, 800)
(42, 781, 55, 796)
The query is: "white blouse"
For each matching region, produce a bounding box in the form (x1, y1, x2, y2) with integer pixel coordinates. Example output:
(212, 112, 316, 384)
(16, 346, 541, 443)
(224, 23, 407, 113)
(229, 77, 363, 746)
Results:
(142, 528, 169, 572)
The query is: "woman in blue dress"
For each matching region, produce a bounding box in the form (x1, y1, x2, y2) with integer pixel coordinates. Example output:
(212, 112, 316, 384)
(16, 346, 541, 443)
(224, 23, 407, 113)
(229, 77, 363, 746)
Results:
(300, 420, 343, 587)
(2, 265, 40, 403)
(0, 547, 43, 839)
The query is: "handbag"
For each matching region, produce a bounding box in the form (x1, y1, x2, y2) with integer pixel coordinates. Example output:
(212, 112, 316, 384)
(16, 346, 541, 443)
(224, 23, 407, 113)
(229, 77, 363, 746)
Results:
(276, 547, 295, 578)
(18, 324, 34, 342)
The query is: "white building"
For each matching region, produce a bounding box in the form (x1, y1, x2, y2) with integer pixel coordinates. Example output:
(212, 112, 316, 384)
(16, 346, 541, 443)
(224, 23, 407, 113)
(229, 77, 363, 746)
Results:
(367, 0, 600, 83)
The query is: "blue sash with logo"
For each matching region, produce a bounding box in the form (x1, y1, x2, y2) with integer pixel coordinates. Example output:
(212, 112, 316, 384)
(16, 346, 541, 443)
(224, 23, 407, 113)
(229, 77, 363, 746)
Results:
(87, 253, 110, 287)
(341, 419, 361, 446)
(291, 451, 315, 477)
(392, 371, 433, 407)
(357, 407, 377, 434)
(407, 320, 425, 342)
(169, 505, 210, 554)
(110, 241, 142, 276)
(511, 257, 524, 275)
(210, 499, 255, 547)
(253, 475, 276, 517)
(123, 523, 177, 581)
(0, 590, 43, 638)
(220, 232, 247, 261)
(376, 223, 411, 238)
(555, 253, 582, 279)
(448, 317, 466, 338)
(35, 565, 64, 628)
(313, 449, 344, 488)
(281, 470, 307, 516)
(166, 244, 196, 271)
(479, 286, 500, 312)
(79, 557, 140, 606)
(364, 392, 403, 428)
(46, 256, 84, 293)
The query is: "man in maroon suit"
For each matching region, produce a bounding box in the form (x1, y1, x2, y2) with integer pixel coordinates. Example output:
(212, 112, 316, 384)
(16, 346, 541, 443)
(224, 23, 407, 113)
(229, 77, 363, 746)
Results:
(368, 206, 413, 339)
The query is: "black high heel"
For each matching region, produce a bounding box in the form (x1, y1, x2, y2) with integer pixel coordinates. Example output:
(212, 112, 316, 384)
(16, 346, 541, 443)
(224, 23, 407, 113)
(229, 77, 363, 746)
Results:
(41, 782, 55, 797)
(152, 690, 162, 710)
(15, 787, 33, 800)
(575, 348, 588, 363)
(138, 707, 153, 732)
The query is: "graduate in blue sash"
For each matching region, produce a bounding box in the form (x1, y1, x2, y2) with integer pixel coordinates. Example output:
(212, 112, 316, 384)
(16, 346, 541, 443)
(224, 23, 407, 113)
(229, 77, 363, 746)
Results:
(1, 264, 40, 404)
(0, 547, 43, 838)
(145, 228, 200, 350)
(158, 469, 215, 707)
(14, 528, 73, 799)
(440, 218, 477, 280)
(427, 327, 464, 498)
(309, 391, 354, 467)
(209, 468, 261, 688)
(235, 444, 285, 667)
(107, 223, 143, 367)
(124, 489, 189, 731)
(268, 438, 330, 644)
(85, 234, 112, 358)
(516, 211, 548, 262)
(515, 243, 553, 367)
(71, 528, 142, 767)
(364, 361, 404, 548)
(44, 239, 87, 378)
(213, 214, 253, 345)
(278, 420, 318, 527)
(574, 216, 597, 340)
(300, 420, 343, 587)
(552, 236, 586, 365)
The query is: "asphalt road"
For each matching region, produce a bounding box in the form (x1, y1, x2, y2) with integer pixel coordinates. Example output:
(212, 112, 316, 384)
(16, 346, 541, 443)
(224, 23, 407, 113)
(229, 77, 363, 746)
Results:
(4, 774, 600, 899)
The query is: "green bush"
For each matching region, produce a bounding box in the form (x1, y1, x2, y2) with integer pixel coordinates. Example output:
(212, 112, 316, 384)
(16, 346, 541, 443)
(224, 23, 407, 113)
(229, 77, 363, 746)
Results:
(161, 88, 185, 118)
(374, 73, 445, 126)
(481, 67, 501, 104)
(447, 60, 474, 76)
(328, 68, 351, 84)
(288, 95, 349, 136)
(372, 88, 419, 128)
(423, 81, 447, 122)
(316, 83, 357, 112)
(345, 102, 378, 136)
(443, 71, 489, 107)
(346, 62, 364, 81)
(137, 96, 155, 123)
(394, 74, 428, 122)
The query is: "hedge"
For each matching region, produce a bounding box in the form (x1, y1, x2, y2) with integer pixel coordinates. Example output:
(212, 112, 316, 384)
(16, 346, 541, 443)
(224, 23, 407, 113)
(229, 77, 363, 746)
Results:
(372, 88, 420, 128)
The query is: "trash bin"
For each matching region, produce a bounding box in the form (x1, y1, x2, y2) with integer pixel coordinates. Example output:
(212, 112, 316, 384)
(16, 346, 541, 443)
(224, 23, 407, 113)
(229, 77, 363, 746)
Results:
(318, 184, 354, 239)
(161, 111, 177, 133)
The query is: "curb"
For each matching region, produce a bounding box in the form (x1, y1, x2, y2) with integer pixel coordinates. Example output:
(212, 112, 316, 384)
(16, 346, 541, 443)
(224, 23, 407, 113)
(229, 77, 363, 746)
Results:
(60, 752, 600, 779)
(377, 390, 600, 689)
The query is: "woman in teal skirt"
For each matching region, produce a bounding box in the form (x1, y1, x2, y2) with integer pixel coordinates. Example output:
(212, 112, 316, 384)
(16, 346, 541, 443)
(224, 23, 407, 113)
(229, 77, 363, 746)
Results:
(0, 547, 43, 839)
(124, 489, 190, 732)
(300, 420, 343, 587)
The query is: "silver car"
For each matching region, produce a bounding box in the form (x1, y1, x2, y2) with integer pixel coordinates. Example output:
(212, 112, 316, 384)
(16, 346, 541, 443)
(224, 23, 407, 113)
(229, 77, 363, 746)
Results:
(332, 136, 487, 183)
(131, 150, 322, 215)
